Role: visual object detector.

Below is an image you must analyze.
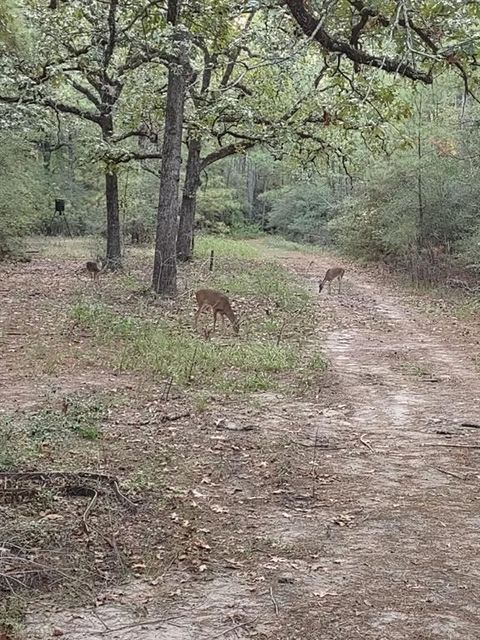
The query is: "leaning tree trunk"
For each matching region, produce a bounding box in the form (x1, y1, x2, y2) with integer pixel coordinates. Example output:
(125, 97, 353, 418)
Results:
(152, 3, 187, 295)
(105, 170, 122, 269)
(176, 136, 201, 262)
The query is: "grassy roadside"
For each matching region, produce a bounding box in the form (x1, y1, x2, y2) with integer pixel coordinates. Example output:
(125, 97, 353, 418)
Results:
(66, 236, 327, 396)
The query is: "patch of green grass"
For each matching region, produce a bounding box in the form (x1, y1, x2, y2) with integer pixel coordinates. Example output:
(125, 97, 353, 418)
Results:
(194, 235, 260, 259)
(212, 262, 311, 312)
(263, 236, 323, 254)
(0, 395, 105, 470)
(453, 297, 480, 319)
(307, 352, 329, 371)
(69, 296, 319, 395)
(399, 362, 432, 378)
(0, 597, 26, 637)
(28, 236, 103, 260)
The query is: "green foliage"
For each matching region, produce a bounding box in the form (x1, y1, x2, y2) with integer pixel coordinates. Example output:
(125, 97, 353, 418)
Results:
(0, 132, 50, 258)
(0, 395, 104, 470)
(196, 179, 246, 234)
(262, 181, 333, 243)
(329, 91, 480, 270)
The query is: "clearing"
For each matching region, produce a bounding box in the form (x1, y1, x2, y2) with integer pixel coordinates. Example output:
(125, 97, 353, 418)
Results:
(1, 237, 480, 639)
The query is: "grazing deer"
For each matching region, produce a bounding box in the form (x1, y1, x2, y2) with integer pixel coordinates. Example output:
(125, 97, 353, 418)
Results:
(319, 267, 345, 294)
(86, 261, 102, 281)
(194, 289, 239, 335)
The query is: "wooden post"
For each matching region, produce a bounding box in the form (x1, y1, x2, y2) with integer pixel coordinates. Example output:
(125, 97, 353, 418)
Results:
(209, 250, 214, 272)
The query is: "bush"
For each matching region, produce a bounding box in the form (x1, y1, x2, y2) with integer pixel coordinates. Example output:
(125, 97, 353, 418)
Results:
(196, 177, 246, 234)
(262, 181, 332, 244)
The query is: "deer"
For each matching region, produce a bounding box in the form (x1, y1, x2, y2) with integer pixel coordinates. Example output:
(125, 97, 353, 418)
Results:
(318, 267, 345, 294)
(86, 260, 104, 281)
(194, 289, 239, 335)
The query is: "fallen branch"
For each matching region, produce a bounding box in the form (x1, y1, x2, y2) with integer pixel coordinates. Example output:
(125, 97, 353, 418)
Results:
(289, 438, 338, 449)
(160, 412, 191, 423)
(276, 320, 287, 347)
(0, 471, 138, 511)
(359, 434, 374, 452)
(461, 422, 480, 429)
(269, 585, 279, 616)
(81, 491, 98, 534)
(434, 467, 467, 480)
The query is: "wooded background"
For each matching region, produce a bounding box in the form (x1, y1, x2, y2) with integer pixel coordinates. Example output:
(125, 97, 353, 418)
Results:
(1, 0, 480, 290)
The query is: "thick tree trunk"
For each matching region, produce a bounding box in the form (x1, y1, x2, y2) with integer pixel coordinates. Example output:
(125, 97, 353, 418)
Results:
(177, 136, 201, 262)
(105, 170, 122, 269)
(152, 1, 186, 295)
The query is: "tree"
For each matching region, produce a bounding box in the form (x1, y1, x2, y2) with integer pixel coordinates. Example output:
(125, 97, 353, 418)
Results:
(152, 0, 188, 295)
(0, 0, 167, 268)
(284, 0, 479, 89)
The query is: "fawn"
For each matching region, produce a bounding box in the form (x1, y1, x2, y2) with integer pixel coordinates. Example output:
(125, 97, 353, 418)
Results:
(319, 267, 345, 294)
(86, 261, 102, 280)
(194, 289, 239, 335)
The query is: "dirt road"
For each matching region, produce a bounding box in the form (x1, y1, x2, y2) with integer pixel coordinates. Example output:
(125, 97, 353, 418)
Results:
(14, 250, 480, 639)
(285, 253, 480, 639)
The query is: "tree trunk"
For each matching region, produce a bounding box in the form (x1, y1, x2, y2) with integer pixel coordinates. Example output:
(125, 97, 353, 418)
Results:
(152, 0, 186, 295)
(177, 136, 201, 262)
(105, 169, 122, 269)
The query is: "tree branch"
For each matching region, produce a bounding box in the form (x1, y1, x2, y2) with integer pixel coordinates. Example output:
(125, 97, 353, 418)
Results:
(285, 0, 433, 83)
(200, 141, 255, 170)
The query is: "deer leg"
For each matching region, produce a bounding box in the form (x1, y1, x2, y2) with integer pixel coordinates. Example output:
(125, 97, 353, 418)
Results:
(328, 281, 332, 294)
(338, 276, 342, 293)
(213, 310, 219, 333)
(194, 304, 205, 330)
(221, 313, 225, 331)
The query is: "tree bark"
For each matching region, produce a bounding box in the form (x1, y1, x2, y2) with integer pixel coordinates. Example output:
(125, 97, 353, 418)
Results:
(177, 136, 201, 262)
(152, 2, 186, 295)
(105, 170, 122, 269)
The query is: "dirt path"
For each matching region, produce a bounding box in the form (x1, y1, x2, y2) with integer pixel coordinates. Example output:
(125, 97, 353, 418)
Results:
(281, 253, 480, 638)
(11, 249, 480, 639)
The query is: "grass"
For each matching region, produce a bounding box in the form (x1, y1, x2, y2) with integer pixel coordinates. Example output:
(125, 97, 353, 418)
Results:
(28, 235, 104, 260)
(194, 234, 260, 259)
(0, 394, 105, 470)
(399, 362, 433, 378)
(211, 262, 311, 312)
(452, 296, 480, 319)
(68, 249, 325, 395)
(263, 236, 324, 254)
(70, 300, 304, 393)
(0, 597, 25, 638)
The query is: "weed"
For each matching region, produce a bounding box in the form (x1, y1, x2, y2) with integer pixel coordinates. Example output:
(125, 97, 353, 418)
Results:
(193, 392, 211, 413)
(307, 352, 329, 371)
(399, 362, 432, 378)
(28, 396, 105, 440)
(0, 597, 26, 637)
(0, 394, 105, 470)
(454, 297, 480, 319)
